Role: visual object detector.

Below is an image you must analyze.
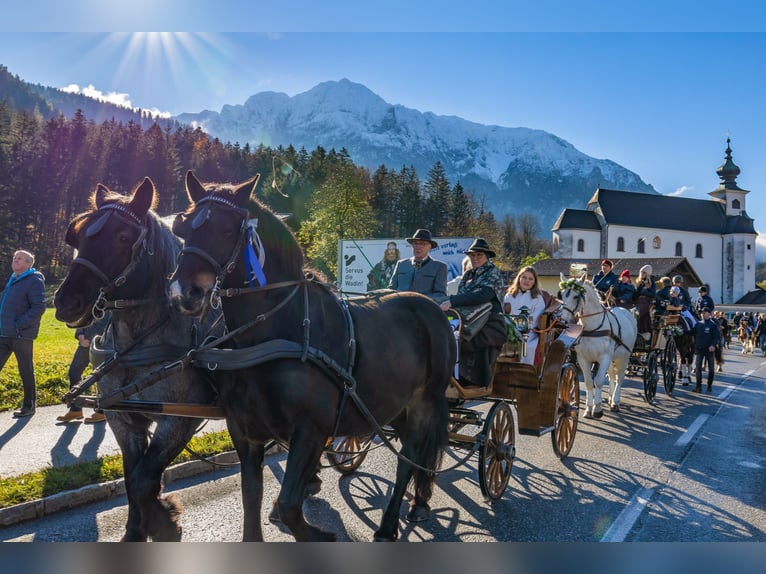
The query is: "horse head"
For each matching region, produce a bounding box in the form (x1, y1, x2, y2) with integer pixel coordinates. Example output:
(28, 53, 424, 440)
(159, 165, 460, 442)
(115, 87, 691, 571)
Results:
(54, 177, 166, 328)
(558, 273, 596, 324)
(169, 170, 302, 317)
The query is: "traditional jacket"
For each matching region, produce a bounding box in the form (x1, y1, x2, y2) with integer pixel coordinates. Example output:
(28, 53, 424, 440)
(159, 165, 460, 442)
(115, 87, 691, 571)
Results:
(0, 268, 46, 339)
(388, 256, 448, 299)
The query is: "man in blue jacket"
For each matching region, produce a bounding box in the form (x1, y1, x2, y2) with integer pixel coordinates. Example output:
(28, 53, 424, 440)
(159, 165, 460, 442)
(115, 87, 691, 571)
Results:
(388, 229, 448, 300)
(693, 307, 721, 393)
(0, 250, 46, 417)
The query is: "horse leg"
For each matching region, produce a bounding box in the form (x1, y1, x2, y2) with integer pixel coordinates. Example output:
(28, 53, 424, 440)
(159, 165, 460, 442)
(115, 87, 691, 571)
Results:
(127, 419, 202, 541)
(109, 417, 150, 541)
(228, 424, 265, 542)
(609, 354, 629, 412)
(277, 428, 334, 542)
(402, 392, 448, 525)
(577, 358, 596, 418)
(590, 361, 609, 418)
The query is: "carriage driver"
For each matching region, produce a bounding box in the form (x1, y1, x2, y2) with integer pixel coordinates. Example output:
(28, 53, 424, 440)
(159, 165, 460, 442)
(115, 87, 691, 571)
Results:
(388, 229, 448, 300)
(439, 238, 506, 388)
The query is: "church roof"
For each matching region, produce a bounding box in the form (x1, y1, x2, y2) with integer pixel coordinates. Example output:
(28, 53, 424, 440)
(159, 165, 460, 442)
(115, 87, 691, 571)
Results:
(532, 257, 704, 287)
(735, 287, 766, 305)
(552, 209, 601, 231)
(724, 213, 757, 234)
(585, 187, 752, 234)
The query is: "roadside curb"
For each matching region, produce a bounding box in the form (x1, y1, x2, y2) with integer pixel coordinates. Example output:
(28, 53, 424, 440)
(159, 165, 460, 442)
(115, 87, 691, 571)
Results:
(0, 451, 241, 527)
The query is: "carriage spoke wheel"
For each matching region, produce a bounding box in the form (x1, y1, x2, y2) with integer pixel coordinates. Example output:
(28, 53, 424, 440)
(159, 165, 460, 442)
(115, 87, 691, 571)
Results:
(642, 350, 659, 404)
(662, 337, 678, 395)
(552, 362, 579, 459)
(325, 435, 373, 475)
(478, 401, 515, 500)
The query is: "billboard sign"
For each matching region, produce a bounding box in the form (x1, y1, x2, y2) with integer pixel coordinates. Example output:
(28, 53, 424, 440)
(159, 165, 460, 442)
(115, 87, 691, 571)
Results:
(338, 237, 475, 294)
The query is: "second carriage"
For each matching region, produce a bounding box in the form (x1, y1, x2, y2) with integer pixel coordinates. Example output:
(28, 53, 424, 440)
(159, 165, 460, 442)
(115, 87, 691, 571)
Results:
(627, 306, 680, 404)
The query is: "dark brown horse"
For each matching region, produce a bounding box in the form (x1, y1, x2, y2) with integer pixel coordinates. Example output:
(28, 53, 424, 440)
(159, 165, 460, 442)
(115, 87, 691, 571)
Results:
(54, 178, 221, 541)
(169, 171, 454, 541)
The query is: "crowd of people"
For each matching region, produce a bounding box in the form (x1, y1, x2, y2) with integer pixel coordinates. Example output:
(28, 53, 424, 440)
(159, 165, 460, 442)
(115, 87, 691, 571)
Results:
(383, 236, 751, 394)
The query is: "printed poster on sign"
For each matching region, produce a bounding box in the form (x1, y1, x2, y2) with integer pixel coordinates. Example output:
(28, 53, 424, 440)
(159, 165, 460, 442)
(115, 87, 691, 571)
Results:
(338, 237, 475, 294)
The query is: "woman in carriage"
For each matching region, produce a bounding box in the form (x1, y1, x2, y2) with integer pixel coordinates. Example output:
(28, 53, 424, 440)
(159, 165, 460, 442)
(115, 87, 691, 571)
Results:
(502, 265, 546, 366)
(439, 238, 506, 387)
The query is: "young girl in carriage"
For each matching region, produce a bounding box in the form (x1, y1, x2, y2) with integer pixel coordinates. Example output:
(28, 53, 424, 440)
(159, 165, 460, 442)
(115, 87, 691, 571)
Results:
(502, 266, 546, 366)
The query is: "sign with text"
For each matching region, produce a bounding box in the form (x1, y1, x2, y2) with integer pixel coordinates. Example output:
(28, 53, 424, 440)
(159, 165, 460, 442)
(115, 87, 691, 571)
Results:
(338, 237, 475, 294)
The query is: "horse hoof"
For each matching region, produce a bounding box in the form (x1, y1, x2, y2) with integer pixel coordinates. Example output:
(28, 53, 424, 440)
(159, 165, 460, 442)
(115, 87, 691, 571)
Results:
(405, 505, 431, 523)
(592, 409, 604, 419)
(610, 403, 620, 413)
(583, 409, 593, 419)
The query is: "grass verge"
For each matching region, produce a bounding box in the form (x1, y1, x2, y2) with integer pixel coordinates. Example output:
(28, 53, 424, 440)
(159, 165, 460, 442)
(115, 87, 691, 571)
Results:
(0, 430, 234, 509)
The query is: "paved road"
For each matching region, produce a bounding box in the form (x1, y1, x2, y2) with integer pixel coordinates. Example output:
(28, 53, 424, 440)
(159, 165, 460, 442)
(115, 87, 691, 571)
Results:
(1, 346, 764, 542)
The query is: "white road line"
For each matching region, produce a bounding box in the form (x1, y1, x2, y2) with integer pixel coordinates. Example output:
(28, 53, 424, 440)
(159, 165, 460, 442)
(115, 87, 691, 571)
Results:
(600, 487, 655, 542)
(717, 386, 734, 400)
(745, 369, 755, 376)
(674, 414, 710, 447)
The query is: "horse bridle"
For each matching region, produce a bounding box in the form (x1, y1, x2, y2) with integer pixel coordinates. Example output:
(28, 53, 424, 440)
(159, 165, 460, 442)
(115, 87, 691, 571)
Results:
(175, 195, 262, 309)
(71, 203, 152, 319)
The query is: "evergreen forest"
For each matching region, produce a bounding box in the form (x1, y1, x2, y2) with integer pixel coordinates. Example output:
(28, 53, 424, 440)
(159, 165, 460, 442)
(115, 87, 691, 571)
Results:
(0, 102, 550, 286)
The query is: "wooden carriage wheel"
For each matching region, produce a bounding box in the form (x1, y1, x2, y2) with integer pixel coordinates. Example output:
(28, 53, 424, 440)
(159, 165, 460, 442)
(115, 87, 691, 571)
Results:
(662, 337, 678, 396)
(325, 435, 373, 475)
(552, 362, 579, 459)
(642, 350, 659, 404)
(478, 401, 516, 500)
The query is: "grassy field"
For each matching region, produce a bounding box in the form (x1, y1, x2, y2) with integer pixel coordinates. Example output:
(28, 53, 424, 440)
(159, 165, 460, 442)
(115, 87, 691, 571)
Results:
(0, 307, 75, 412)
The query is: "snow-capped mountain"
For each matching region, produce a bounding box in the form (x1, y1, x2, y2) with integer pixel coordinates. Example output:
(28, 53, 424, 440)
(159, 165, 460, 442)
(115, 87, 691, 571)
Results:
(176, 79, 656, 229)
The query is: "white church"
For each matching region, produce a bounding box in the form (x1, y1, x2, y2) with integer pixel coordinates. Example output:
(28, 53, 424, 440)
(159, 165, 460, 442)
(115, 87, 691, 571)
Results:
(546, 139, 757, 304)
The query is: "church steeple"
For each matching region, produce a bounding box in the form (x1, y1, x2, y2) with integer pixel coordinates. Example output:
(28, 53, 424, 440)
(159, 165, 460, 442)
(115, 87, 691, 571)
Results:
(709, 137, 749, 214)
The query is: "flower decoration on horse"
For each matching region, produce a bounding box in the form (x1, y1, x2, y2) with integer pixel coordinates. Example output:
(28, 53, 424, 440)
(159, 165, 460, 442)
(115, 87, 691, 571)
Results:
(559, 279, 587, 296)
(663, 324, 684, 338)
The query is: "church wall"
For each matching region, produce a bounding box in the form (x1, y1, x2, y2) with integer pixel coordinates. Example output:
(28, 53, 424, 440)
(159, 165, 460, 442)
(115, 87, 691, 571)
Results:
(552, 230, 600, 259)
(603, 224, 724, 296)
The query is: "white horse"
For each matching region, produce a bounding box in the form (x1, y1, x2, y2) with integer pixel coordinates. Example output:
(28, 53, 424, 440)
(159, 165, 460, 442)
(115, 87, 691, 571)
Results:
(559, 275, 638, 418)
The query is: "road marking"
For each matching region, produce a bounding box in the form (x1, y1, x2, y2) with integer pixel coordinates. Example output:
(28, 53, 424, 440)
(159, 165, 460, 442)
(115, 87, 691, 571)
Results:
(674, 414, 710, 447)
(717, 386, 734, 400)
(600, 487, 655, 542)
(745, 369, 755, 376)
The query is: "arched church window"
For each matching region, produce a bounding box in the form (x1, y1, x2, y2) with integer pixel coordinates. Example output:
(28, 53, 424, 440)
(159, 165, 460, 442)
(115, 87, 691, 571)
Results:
(653, 236, 661, 249)
(695, 243, 703, 258)
(617, 237, 625, 252)
(637, 238, 645, 254)
(675, 242, 683, 256)
(732, 198, 741, 209)
(577, 238, 584, 252)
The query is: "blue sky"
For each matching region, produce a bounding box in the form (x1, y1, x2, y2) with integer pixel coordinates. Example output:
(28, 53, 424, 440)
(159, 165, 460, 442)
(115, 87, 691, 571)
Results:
(1, 2, 766, 239)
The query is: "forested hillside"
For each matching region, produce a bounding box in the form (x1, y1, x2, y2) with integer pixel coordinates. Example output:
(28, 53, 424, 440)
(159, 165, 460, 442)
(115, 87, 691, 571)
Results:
(0, 101, 548, 284)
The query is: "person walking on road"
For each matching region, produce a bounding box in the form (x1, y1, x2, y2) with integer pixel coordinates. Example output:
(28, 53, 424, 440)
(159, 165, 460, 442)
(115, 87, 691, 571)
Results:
(0, 250, 46, 418)
(56, 314, 110, 423)
(693, 307, 721, 393)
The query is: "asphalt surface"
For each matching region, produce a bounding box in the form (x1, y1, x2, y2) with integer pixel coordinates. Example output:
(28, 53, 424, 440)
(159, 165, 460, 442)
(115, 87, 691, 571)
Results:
(0, 404, 228, 479)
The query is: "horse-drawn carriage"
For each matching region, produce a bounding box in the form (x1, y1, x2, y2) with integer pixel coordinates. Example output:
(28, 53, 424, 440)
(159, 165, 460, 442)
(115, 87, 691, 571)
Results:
(627, 307, 679, 403)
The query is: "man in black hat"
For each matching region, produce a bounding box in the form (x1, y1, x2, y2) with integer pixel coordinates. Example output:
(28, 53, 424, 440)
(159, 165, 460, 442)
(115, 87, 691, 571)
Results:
(695, 285, 715, 315)
(692, 307, 720, 393)
(388, 229, 447, 300)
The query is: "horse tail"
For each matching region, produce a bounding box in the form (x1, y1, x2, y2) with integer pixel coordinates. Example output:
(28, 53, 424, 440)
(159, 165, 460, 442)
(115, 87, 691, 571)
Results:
(409, 312, 453, 506)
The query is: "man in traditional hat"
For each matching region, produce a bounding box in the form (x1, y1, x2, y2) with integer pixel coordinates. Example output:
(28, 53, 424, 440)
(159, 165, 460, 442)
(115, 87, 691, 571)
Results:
(439, 238, 506, 387)
(388, 229, 447, 300)
(592, 259, 618, 298)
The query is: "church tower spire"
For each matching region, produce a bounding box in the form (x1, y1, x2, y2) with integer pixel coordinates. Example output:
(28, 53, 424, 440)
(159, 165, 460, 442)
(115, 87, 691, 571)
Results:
(709, 137, 749, 215)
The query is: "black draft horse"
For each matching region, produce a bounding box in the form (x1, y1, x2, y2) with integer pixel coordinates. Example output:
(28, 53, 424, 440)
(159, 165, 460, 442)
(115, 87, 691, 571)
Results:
(169, 171, 455, 542)
(54, 178, 220, 541)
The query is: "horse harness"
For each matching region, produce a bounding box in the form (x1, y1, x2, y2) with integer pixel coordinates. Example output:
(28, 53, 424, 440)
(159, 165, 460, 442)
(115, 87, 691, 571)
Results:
(562, 286, 633, 353)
